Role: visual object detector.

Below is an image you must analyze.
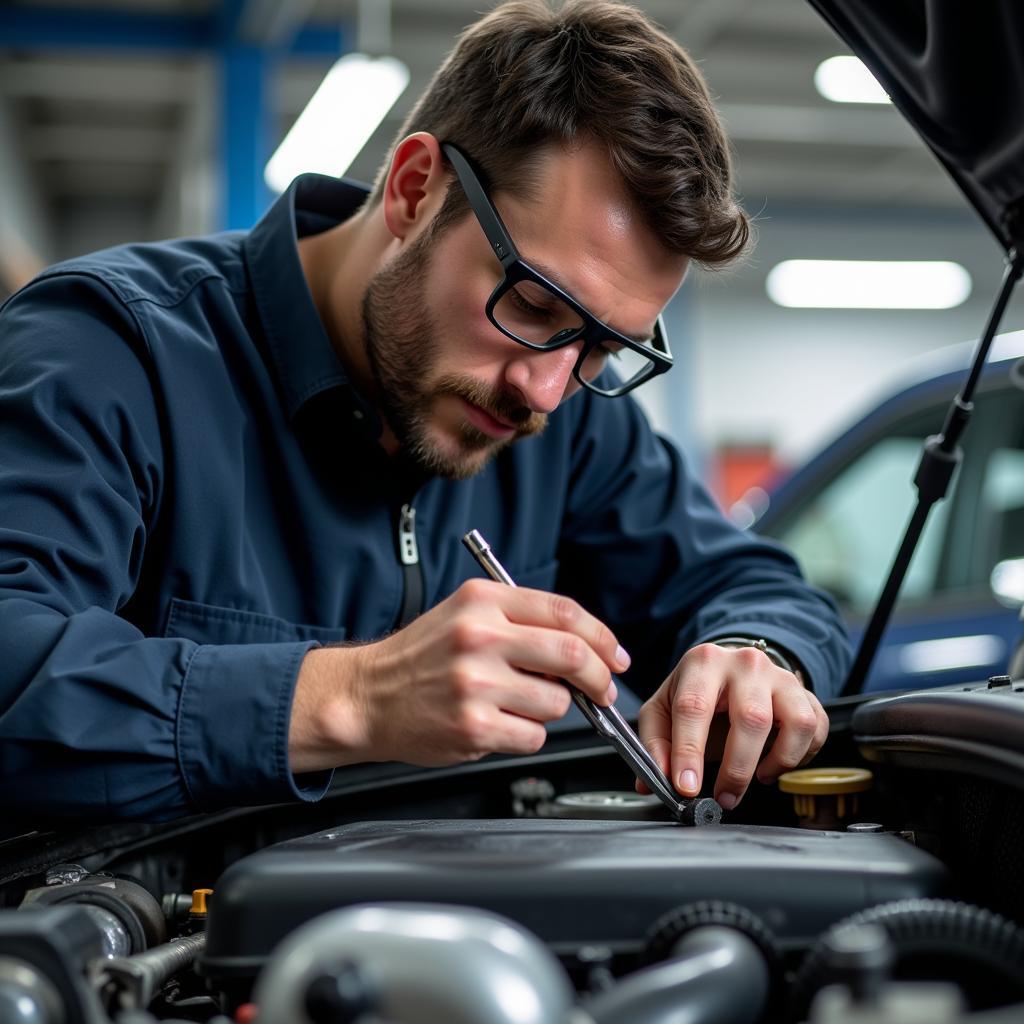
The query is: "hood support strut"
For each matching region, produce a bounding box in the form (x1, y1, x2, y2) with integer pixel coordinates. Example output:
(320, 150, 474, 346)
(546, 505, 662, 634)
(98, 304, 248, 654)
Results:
(841, 247, 1024, 696)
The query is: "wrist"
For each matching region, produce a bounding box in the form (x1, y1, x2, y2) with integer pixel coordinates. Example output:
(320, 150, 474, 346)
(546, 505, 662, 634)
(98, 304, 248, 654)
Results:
(289, 645, 375, 774)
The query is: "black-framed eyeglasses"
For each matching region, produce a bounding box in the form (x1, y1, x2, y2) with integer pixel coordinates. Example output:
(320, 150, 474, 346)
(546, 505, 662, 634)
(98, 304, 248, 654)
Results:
(441, 142, 673, 398)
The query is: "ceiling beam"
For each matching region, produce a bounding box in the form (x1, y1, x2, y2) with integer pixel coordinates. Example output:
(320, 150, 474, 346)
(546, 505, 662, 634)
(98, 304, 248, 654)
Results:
(719, 103, 919, 148)
(0, 6, 345, 57)
(42, 163, 161, 198)
(0, 59, 198, 104)
(26, 124, 176, 162)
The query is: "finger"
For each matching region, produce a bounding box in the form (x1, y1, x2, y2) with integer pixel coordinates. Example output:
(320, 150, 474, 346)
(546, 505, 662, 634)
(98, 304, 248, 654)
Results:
(713, 680, 775, 809)
(498, 670, 574, 723)
(636, 696, 673, 794)
(490, 711, 550, 756)
(460, 579, 631, 675)
(755, 683, 820, 784)
(669, 657, 726, 797)
(797, 692, 830, 766)
(456, 702, 549, 758)
(499, 622, 619, 705)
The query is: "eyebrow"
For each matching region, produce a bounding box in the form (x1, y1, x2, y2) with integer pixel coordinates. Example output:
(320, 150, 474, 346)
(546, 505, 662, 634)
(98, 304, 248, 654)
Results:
(521, 254, 656, 345)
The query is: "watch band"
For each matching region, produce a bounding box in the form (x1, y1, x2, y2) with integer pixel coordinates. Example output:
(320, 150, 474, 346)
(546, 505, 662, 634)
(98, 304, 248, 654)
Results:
(709, 636, 797, 674)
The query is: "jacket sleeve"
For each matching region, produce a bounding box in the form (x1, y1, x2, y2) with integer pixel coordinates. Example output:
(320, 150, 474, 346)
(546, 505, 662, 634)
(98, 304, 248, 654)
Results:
(0, 274, 331, 822)
(559, 387, 851, 699)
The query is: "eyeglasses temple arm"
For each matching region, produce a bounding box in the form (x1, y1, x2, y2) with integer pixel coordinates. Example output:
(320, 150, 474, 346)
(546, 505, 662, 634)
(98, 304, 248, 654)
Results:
(441, 143, 520, 270)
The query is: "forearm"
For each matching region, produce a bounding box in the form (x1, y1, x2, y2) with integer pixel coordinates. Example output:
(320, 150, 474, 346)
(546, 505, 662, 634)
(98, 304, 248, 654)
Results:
(0, 601, 330, 821)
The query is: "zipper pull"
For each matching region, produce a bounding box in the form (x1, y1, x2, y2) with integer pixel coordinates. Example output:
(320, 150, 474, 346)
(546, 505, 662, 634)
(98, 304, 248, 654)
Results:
(398, 504, 419, 565)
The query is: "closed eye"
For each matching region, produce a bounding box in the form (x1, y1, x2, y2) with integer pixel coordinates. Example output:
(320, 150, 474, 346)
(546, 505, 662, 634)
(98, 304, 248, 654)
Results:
(508, 286, 557, 321)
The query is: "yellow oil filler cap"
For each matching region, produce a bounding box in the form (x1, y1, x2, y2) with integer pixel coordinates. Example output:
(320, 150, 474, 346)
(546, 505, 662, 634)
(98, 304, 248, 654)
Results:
(777, 767, 873, 829)
(190, 888, 214, 916)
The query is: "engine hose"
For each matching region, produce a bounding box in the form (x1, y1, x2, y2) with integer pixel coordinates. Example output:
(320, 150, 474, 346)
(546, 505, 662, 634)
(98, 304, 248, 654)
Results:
(643, 900, 782, 1020)
(583, 925, 770, 1024)
(789, 898, 1024, 1021)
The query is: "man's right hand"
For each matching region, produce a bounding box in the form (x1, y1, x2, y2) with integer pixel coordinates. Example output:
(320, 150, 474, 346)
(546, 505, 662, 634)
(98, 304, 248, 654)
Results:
(287, 578, 630, 774)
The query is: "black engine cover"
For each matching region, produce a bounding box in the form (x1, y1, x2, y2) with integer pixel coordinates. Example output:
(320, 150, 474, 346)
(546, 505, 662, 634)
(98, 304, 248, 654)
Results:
(200, 817, 948, 986)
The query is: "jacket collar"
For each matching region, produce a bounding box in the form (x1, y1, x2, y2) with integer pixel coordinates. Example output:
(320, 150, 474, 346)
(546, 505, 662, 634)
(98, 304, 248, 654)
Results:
(244, 173, 377, 423)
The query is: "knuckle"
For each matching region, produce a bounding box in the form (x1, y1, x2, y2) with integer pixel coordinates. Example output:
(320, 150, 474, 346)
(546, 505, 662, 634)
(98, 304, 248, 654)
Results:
(674, 689, 715, 720)
(719, 765, 751, 789)
(449, 617, 492, 654)
(455, 706, 491, 748)
(449, 662, 483, 700)
(734, 647, 764, 671)
(674, 739, 705, 761)
(736, 702, 774, 733)
(791, 708, 819, 738)
(549, 593, 580, 630)
(456, 577, 491, 605)
(688, 643, 718, 668)
(776, 748, 805, 770)
(557, 634, 587, 673)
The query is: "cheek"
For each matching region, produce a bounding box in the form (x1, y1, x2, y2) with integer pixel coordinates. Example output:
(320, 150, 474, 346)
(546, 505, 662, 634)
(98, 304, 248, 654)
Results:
(424, 249, 511, 363)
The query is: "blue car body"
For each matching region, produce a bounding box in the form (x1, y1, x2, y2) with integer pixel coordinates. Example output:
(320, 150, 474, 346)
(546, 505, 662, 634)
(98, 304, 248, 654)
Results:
(754, 331, 1024, 693)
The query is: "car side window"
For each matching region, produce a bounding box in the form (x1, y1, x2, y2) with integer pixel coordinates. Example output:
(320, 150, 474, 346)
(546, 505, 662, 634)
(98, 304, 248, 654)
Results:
(966, 393, 1024, 598)
(772, 405, 951, 615)
(981, 449, 1024, 561)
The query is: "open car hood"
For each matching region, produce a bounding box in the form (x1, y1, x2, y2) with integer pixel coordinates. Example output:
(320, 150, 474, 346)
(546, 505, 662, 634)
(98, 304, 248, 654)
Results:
(808, 0, 1024, 252)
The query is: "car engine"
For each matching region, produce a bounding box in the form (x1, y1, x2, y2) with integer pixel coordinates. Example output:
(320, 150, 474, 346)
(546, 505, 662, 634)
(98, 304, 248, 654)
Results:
(2, 677, 1024, 1024)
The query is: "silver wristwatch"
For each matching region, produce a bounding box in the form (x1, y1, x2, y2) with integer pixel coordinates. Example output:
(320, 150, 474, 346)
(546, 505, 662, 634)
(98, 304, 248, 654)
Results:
(709, 636, 797, 674)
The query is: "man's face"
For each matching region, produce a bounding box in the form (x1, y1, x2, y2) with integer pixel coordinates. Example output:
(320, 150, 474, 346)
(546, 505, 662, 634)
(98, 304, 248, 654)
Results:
(362, 142, 689, 480)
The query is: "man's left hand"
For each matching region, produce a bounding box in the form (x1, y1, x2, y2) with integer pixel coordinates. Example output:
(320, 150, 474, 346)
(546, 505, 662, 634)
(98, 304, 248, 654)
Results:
(636, 642, 829, 809)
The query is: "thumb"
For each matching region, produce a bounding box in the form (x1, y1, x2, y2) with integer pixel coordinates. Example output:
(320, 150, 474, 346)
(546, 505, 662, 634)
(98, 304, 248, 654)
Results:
(635, 698, 672, 794)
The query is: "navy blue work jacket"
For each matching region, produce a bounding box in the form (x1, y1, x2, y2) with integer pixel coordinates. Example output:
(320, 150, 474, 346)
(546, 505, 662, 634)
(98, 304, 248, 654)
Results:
(0, 175, 850, 822)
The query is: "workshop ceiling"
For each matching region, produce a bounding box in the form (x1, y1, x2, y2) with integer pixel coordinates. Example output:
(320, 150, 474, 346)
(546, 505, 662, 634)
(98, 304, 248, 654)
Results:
(0, 0, 967, 265)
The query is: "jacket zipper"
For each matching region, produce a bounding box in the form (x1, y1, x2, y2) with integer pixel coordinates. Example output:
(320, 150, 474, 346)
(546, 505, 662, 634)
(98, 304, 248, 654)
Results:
(396, 503, 424, 627)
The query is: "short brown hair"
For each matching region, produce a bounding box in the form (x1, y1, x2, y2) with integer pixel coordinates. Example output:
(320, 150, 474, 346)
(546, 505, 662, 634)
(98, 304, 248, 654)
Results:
(370, 0, 750, 267)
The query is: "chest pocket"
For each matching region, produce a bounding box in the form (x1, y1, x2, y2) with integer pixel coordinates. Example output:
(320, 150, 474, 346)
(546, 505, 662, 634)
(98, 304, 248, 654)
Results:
(163, 597, 348, 646)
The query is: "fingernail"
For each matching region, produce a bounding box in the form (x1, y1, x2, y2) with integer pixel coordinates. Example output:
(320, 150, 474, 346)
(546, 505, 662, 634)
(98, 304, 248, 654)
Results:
(718, 792, 738, 810)
(615, 645, 631, 670)
(604, 681, 618, 705)
(679, 769, 698, 793)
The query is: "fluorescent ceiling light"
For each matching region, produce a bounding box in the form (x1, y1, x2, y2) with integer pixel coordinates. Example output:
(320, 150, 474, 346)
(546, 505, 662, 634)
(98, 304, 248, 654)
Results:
(814, 55, 890, 104)
(766, 260, 972, 310)
(265, 52, 409, 193)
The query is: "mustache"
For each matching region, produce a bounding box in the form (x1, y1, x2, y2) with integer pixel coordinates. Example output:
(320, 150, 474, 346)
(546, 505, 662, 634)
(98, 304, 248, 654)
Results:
(434, 373, 546, 436)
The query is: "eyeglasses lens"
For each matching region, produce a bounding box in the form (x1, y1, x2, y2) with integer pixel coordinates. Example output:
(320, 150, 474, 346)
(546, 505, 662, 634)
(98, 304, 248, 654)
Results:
(493, 280, 657, 391)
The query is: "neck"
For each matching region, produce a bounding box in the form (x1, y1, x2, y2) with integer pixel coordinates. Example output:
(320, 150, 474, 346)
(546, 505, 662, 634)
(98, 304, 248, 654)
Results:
(297, 206, 374, 395)
(297, 205, 402, 454)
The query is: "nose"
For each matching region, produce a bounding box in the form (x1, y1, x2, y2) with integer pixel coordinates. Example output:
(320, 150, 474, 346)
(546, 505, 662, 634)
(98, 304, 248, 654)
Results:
(503, 343, 583, 414)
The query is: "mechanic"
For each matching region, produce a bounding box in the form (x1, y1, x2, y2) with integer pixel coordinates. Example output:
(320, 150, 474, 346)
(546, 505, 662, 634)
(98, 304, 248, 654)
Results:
(0, 0, 849, 822)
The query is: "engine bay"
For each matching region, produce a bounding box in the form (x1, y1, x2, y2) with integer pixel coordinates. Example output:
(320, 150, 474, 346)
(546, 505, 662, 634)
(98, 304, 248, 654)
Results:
(2, 680, 1024, 1023)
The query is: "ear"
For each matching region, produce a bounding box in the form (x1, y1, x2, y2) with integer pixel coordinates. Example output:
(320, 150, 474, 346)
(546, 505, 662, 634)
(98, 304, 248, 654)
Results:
(382, 132, 448, 242)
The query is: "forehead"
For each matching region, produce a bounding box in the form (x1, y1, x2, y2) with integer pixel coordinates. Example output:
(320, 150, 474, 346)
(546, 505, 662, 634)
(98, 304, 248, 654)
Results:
(495, 142, 689, 328)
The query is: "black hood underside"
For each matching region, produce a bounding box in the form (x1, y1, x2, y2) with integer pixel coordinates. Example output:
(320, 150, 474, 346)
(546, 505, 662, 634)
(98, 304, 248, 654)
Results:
(808, 0, 1024, 252)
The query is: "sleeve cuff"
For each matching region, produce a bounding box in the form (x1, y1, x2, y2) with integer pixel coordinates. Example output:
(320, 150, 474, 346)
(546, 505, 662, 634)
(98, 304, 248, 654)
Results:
(176, 639, 334, 811)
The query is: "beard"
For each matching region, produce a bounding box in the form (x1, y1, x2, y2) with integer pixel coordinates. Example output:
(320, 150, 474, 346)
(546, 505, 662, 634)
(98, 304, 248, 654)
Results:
(361, 231, 546, 480)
